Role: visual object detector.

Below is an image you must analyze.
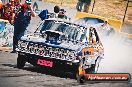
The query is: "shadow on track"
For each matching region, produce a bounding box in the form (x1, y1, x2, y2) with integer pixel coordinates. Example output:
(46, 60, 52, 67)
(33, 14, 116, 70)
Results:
(2, 63, 76, 79)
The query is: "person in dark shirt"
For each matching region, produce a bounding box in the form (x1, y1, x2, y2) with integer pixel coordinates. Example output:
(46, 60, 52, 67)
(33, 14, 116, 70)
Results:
(4, 0, 15, 24)
(58, 9, 67, 19)
(83, 0, 92, 13)
(14, 0, 22, 17)
(76, 0, 92, 13)
(0, 0, 3, 18)
(76, 0, 84, 12)
(11, 0, 36, 53)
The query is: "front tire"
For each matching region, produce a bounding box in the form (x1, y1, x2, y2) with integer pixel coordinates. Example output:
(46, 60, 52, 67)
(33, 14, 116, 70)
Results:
(77, 74, 86, 84)
(73, 71, 79, 79)
(17, 54, 26, 69)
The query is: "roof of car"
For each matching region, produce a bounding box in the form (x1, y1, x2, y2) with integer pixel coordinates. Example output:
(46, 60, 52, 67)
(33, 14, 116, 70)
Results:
(45, 18, 88, 29)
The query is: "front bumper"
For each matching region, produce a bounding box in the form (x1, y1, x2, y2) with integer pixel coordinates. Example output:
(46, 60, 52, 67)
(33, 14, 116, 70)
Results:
(18, 52, 80, 73)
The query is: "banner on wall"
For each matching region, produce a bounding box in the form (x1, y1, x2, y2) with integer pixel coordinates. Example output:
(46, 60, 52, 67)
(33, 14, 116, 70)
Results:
(0, 20, 14, 47)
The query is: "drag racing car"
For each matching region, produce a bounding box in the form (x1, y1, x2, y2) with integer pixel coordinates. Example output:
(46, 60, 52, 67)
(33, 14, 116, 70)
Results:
(16, 17, 104, 78)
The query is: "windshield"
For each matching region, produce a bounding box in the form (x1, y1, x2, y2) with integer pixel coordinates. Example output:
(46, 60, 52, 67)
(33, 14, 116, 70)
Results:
(39, 20, 55, 33)
(37, 20, 86, 41)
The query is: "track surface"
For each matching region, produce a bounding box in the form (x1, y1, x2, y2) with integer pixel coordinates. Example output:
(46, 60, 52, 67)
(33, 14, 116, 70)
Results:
(0, 52, 132, 87)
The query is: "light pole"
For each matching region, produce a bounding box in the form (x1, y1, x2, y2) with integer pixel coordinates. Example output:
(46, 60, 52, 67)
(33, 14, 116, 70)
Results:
(122, 0, 130, 24)
(91, 0, 96, 14)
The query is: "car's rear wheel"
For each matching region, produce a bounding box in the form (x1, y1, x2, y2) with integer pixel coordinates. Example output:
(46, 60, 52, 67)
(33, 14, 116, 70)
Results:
(17, 54, 26, 69)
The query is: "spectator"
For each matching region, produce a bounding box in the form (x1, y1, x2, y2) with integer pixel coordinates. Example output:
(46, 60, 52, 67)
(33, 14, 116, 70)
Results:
(0, 0, 3, 18)
(4, 0, 15, 24)
(83, 0, 92, 13)
(76, 0, 84, 12)
(1, 0, 5, 4)
(0, 0, 2, 7)
(14, 0, 22, 20)
(14, 0, 22, 13)
(58, 9, 67, 19)
(11, 0, 36, 53)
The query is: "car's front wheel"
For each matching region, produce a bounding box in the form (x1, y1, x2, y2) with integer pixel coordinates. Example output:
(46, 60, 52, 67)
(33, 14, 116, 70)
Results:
(17, 54, 26, 69)
(77, 74, 86, 84)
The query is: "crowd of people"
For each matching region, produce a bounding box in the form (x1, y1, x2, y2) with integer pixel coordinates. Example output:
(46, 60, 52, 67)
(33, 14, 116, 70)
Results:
(0, 0, 36, 53)
(0, 0, 23, 24)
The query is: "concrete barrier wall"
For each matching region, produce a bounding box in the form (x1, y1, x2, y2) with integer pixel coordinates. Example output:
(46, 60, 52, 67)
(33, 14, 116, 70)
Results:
(0, 20, 14, 47)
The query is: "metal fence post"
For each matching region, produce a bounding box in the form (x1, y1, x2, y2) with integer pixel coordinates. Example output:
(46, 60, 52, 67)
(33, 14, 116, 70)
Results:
(91, 0, 96, 14)
(122, 0, 130, 24)
(61, 0, 63, 5)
